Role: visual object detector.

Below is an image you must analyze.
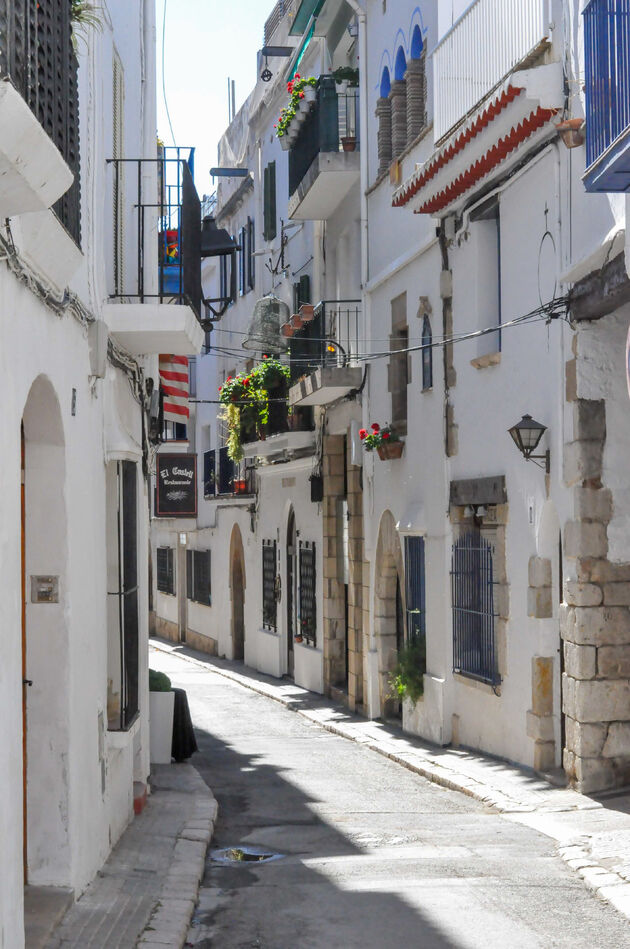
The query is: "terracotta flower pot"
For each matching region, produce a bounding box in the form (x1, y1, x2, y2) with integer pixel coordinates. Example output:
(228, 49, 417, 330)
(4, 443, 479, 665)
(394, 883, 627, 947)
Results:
(291, 313, 304, 329)
(298, 303, 315, 322)
(281, 322, 294, 338)
(377, 440, 404, 460)
(341, 136, 357, 152)
(556, 118, 585, 149)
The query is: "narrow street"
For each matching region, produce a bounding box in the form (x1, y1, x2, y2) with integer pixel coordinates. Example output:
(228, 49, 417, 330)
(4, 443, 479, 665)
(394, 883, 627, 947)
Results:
(149, 648, 630, 949)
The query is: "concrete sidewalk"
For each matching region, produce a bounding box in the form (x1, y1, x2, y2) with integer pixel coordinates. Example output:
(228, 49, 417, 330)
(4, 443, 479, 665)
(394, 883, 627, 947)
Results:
(150, 636, 630, 924)
(46, 763, 217, 949)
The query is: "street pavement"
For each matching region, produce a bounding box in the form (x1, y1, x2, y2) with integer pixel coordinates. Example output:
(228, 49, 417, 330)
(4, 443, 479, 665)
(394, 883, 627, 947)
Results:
(45, 763, 216, 949)
(148, 642, 630, 948)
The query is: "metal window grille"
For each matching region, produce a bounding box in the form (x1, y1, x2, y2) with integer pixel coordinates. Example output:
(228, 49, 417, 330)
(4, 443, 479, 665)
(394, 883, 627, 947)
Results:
(404, 536, 426, 645)
(451, 530, 498, 684)
(203, 449, 216, 497)
(262, 540, 277, 630)
(156, 546, 175, 595)
(0, 0, 81, 243)
(218, 446, 234, 495)
(186, 549, 211, 606)
(421, 316, 432, 390)
(299, 541, 316, 646)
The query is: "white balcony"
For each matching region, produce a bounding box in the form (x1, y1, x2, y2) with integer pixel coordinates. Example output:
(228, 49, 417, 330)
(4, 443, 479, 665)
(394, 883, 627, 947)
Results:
(102, 303, 204, 357)
(242, 429, 316, 460)
(289, 366, 363, 406)
(0, 80, 74, 217)
(433, 0, 551, 141)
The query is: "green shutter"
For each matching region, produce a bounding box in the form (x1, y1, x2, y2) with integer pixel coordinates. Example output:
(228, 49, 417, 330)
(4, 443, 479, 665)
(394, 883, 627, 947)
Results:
(268, 161, 277, 241)
(263, 165, 270, 241)
(299, 274, 311, 305)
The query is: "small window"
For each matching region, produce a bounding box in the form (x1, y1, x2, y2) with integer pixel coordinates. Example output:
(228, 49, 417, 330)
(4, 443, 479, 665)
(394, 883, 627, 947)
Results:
(186, 549, 211, 606)
(156, 547, 175, 595)
(421, 316, 432, 390)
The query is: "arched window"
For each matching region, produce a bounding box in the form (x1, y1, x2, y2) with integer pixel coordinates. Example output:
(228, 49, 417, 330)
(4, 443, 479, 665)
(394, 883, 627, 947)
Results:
(394, 46, 407, 80)
(380, 66, 391, 99)
(421, 316, 432, 390)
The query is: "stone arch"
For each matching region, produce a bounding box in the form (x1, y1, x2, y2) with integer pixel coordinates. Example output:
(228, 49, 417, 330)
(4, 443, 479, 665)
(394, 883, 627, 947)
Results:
(373, 510, 405, 717)
(21, 374, 70, 884)
(229, 523, 246, 661)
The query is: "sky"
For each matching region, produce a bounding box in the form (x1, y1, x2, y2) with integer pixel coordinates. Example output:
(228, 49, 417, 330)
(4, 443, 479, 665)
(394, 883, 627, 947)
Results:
(155, 0, 267, 199)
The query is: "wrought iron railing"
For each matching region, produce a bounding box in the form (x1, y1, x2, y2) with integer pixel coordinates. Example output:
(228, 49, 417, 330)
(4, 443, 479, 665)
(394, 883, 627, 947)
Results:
(432, 0, 548, 140)
(0, 0, 81, 243)
(264, 0, 288, 45)
(584, 0, 630, 170)
(451, 531, 498, 685)
(290, 300, 361, 383)
(288, 77, 359, 197)
(106, 146, 202, 318)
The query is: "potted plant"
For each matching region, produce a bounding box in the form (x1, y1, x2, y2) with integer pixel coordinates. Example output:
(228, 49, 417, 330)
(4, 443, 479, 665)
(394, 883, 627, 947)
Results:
(341, 135, 357, 152)
(275, 74, 318, 143)
(359, 422, 403, 460)
(149, 669, 174, 765)
(388, 639, 426, 705)
(332, 66, 359, 88)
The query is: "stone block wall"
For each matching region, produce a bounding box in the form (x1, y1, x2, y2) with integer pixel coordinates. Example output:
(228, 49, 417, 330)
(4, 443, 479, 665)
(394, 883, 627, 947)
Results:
(561, 396, 630, 792)
(322, 434, 366, 712)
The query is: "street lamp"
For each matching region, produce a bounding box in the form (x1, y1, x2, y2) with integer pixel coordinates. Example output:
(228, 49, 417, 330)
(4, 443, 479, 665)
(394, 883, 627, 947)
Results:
(508, 414, 550, 473)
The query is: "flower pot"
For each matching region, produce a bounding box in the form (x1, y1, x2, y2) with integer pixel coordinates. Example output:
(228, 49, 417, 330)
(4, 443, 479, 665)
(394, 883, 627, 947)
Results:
(341, 136, 357, 153)
(291, 313, 304, 329)
(281, 322, 294, 338)
(298, 303, 315, 322)
(294, 634, 303, 643)
(234, 479, 248, 494)
(556, 117, 585, 149)
(279, 134, 291, 151)
(377, 440, 404, 460)
(149, 690, 174, 764)
(302, 85, 317, 103)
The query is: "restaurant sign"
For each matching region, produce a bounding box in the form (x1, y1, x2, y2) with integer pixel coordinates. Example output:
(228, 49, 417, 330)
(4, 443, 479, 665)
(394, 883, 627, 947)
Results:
(156, 453, 197, 517)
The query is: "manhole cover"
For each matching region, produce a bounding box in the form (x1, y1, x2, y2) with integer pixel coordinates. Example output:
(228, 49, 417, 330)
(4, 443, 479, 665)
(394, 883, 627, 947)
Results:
(211, 846, 283, 865)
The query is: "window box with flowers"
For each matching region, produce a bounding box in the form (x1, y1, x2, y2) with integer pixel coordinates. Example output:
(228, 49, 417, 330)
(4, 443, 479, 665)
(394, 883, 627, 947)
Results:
(275, 74, 318, 149)
(219, 358, 291, 462)
(360, 423, 404, 460)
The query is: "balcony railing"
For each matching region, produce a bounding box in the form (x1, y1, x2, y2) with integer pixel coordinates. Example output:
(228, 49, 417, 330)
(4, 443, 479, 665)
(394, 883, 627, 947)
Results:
(264, 0, 289, 45)
(107, 146, 202, 318)
(584, 0, 630, 180)
(432, 0, 549, 141)
(288, 77, 359, 198)
(290, 300, 361, 383)
(0, 0, 80, 241)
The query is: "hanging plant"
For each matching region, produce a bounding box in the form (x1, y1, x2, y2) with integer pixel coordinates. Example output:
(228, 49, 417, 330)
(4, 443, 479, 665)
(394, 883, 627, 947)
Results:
(275, 74, 318, 139)
(359, 422, 399, 451)
(71, 1, 104, 47)
(219, 358, 291, 461)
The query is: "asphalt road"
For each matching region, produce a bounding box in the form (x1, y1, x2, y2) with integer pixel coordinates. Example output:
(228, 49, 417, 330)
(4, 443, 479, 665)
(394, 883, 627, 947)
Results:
(149, 649, 630, 949)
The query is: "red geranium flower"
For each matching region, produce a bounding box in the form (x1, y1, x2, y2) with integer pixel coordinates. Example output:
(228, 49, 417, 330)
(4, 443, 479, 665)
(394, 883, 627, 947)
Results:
(299, 91, 305, 98)
(294, 73, 301, 80)
(382, 432, 390, 439)
(359, 429, 367, 439)
(371, 422, 380, 431)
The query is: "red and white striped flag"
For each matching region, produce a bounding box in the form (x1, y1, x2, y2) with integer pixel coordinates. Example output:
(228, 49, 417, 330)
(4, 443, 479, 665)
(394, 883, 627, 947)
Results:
(159, 355, 189, 422)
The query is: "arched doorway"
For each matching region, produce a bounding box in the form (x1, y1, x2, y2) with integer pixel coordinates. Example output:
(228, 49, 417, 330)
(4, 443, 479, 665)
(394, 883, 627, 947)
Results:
(21, 376, 70, 885)
(373, 511, 405, 719)
(286, 508, 297, 677)
(229, 524, 246, 661)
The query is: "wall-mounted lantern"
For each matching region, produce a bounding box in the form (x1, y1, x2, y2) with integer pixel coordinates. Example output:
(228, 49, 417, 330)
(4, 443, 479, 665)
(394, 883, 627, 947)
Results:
(508, 414, 550, 473)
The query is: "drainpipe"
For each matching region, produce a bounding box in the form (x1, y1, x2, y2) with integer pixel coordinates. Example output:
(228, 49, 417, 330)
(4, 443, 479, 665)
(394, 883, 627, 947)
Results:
(344, 0, 368, 289)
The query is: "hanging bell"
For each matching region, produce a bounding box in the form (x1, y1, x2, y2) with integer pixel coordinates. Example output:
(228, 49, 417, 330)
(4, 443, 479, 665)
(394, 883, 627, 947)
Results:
(242, 293, 290, 353)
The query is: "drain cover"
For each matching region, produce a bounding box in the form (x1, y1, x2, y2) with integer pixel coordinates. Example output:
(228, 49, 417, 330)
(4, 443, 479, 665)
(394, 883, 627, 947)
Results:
(211, 846, 283, 865)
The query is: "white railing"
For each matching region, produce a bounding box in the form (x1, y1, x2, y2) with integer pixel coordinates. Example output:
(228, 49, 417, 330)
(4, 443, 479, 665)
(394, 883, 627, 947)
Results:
(432, 0, 550, 141)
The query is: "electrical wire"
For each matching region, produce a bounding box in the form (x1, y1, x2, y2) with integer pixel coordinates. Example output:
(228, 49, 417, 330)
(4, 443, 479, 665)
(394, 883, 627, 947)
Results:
(161, 0, 176, 146)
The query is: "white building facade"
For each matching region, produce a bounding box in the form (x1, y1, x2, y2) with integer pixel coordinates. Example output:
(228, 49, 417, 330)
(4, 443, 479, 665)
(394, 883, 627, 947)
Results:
(0, 2, 203, 945)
